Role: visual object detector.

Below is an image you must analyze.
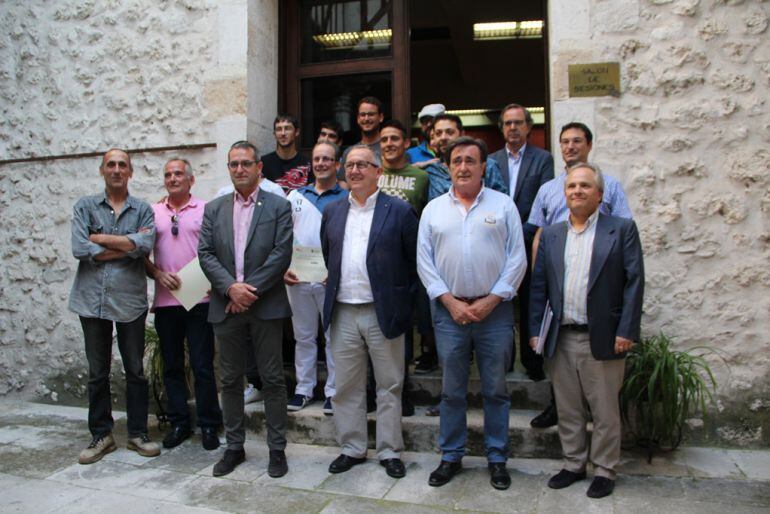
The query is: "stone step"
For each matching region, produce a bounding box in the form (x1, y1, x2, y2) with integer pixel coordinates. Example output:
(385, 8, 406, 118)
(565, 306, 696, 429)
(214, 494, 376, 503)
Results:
(243, 402, 563, 459)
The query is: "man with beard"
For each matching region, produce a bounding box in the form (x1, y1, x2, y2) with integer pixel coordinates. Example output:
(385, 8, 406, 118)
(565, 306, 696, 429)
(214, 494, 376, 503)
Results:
(339, 96, 385, 184)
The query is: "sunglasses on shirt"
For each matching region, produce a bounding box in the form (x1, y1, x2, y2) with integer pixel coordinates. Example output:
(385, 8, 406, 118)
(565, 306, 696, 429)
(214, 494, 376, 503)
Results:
(171, 215, 179, 237)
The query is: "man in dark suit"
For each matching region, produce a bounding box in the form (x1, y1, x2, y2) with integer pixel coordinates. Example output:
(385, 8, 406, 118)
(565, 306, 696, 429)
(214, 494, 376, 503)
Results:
(529, 162, 644, 499)
(489, 103, 554, 381)
(198, 140, 293, 478)
(321, 144, 419, 479)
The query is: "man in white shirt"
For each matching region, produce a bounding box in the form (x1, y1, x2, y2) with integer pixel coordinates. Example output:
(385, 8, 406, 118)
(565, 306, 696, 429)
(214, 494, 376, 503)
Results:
(320, 145, 419, 479)
(417, 136, 527, 490)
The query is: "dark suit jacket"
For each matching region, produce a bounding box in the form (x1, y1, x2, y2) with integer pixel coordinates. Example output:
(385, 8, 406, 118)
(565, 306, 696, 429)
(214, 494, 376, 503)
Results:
(529, 213, 644, 361)
(489, 144, 554, 240)
(198, 190, 293, 324)
(321, 192, 419, 339)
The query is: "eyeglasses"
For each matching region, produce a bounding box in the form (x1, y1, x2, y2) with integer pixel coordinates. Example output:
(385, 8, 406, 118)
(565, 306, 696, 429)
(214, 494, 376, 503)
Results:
(228, 160, 256, 170)
(171, 215, 179, 237)
(344, 160, 377, 171)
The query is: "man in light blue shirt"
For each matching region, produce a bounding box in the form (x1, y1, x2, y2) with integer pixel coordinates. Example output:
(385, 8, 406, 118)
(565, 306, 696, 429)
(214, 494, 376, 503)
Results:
(527, 122, 633, 430)
(418, 137, 526, 491)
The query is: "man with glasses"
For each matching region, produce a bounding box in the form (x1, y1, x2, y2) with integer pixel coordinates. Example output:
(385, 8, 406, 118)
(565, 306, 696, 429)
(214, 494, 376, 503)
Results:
(198, 141, 293, 478)
(418, 137, 526, 490)
(70, 148, 159, 464)
(284, 142, 347, 413)
(261, 114, 313, 194)
(489, 104, 554, 381)
(321, 145, 418, 479)
(144, 158, 222, 451)
(339, 96, 385, 184)
(527, 122, 633, 429)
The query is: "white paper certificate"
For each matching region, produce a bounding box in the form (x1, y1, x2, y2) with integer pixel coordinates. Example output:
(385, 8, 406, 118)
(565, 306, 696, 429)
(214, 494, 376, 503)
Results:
(169, 257, 211, 311)
(290, 246, 327, 283)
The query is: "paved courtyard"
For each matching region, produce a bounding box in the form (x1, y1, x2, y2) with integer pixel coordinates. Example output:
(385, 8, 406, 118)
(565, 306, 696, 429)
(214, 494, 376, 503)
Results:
(1, 400, 769, 513)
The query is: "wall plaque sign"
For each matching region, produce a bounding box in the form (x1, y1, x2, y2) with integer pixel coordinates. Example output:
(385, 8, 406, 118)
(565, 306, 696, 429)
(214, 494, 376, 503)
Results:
(568, 62, 620, 97)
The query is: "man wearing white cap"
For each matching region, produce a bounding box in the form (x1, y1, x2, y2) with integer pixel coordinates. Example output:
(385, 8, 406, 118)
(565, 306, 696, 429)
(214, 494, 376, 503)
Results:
(407, 103, 445, 167)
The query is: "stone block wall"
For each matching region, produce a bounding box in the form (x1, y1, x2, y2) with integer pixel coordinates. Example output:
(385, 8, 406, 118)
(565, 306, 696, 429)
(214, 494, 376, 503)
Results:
(0, 0, 278, 399)
(550, 0, 769, 444)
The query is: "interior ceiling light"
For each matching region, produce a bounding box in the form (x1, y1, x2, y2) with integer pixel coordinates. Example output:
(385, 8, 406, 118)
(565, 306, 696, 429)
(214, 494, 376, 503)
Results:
(313, 29, 392, 49)
(441, 107, 544, 116)
(473, 20, 543, 40)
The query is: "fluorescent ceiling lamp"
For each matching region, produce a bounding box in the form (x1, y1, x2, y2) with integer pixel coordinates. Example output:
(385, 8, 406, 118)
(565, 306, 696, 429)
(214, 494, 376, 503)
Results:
(313, 29, 392, 49)
(473, 20, 543, 40)
(443, 107, 544, 116)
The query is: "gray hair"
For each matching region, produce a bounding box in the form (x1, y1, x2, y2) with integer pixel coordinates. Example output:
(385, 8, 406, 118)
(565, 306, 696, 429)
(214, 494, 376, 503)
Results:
(565, 162, 604, 192)
(347, 144, 381, 167)
(165, 157, 193, 177)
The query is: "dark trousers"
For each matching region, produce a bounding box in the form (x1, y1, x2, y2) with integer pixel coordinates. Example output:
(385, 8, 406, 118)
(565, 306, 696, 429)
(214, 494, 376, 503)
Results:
(515, 232, 544, 375)
(80, 312, 148, 438)
(214, 314, 287, 451)
(154, 303, 222, 429)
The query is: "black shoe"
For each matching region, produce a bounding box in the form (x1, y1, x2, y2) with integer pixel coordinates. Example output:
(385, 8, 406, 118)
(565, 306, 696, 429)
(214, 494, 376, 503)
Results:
(526, 368, 546, 382)
(380, 458, 406, 478)
(414, 354, 438, 374)
(547, 469, 587, 489)
(201, 427, 220, 451)
(213, 448, 245, 477)
(428, 460, 462, 487)
(425, 404, 440, 417)
(162, 425, 192, 449)
(328, 454, 366, 474)
(488, 462, 511, 490)
(268, 449, 288, 478)
(402, 396, 415, 417)
(586, 476, 615, 498)
(530, 403, 558, 428)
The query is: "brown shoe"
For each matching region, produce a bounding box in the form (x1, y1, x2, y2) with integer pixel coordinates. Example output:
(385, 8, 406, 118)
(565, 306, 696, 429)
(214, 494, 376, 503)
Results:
(78, 434, 117, 464)
(127, 434, 161, 457)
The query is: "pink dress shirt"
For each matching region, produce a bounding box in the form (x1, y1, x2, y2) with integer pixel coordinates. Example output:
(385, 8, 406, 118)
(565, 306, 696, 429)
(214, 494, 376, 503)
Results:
(233, 188, 259, 283)
(151, 196, 207, 309)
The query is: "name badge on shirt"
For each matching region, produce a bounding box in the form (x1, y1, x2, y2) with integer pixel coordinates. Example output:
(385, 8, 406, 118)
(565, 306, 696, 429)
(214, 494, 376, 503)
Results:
(484, 214, 496, 224)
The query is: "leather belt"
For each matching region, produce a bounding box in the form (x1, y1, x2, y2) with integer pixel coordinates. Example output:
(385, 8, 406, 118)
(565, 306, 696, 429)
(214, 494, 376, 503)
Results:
(562, 323, 589, 332)
(456, 296, 484, 304)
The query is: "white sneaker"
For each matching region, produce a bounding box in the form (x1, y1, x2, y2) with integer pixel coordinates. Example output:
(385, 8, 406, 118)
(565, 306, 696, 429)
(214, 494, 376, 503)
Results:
(244, 383, 264, 404)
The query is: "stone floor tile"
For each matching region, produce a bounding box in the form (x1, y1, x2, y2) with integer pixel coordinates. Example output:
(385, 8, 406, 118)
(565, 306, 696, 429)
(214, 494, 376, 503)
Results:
(383, 458, 469, 508)
(730, 450, 770, 480)
(143, 439, 223, 473)
(169, 475, 333, 513)
(535, 485, 613, 514)
(611, 474, 686, 500)
(320, 495, 485, 514)
(254, 442, 339, 490)
(103, 446, 165, 466)
(613, 496, 768, 514)
(47, 460, 199, 501)
(680, 477, 770, 507)
(0, 472, 92, 513)
(0, 442, 83, 479)
(54, 489, 228, 514)
(678, 447, 743, 478)
(455, 468, 544, 513)
(508, 457, 562, 477)
(615, 449, 691, 477)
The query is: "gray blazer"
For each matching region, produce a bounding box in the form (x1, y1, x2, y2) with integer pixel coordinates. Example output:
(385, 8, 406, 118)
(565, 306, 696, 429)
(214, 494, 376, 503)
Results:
(489, 144, 554, 236)
(529, 214, 645, 361)
(198, 189, 293, 324)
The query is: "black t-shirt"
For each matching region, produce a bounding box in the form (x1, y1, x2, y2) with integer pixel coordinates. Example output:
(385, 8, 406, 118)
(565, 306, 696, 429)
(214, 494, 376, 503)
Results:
(260, 151, 314, 193)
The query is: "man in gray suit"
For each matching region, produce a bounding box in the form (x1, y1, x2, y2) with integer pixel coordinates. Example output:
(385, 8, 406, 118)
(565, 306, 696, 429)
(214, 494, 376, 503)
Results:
(198, 140, 293, 478)
(489, 104, 554, 380)
(529, 162, 644, 498)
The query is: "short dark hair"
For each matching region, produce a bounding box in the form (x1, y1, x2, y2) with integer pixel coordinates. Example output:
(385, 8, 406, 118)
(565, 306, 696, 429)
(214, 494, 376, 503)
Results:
(101, 148, 132, 170)
(274, 114, 299, 130)
(444, 136, 487, 165)
(313, 141, 341, 160)
(559, 122, 593, 144)
(380, 119, 408, 138)
(319, 119, 343, 138)
(498, 103, 534, 129)
(228, 140, 260, 162)
(357, 96, 384, 114)
(433, 113, 463, 132)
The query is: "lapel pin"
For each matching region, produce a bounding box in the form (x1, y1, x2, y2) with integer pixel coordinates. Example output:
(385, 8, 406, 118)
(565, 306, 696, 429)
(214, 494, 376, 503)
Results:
(257, 202, 262, 206)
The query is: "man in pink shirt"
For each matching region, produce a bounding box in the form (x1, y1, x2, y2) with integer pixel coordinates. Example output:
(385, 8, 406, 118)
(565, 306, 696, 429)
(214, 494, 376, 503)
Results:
(145, 158, 223, 451)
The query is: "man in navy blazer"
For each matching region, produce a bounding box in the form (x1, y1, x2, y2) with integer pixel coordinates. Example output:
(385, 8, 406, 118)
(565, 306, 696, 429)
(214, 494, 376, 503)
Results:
(489, 103, 554, 380)
(321, 144, 418, 479)
(529, 163, 644, 499)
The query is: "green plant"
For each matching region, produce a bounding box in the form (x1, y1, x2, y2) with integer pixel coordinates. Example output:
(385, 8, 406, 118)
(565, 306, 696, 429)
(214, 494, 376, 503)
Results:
(144, 325, 170, 426)
(620, 333, 717, 462)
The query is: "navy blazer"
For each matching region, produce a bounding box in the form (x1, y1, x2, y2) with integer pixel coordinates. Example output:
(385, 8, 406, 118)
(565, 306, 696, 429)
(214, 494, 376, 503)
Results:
(529, 213, 644, 361)
(489, 144, 554, 240)
(321, 192, 419, 340)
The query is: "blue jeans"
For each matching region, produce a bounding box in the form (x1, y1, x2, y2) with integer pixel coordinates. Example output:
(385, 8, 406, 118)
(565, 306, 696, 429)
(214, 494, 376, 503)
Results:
(154, 303, 222, 429)
(433, 300, 514, 463)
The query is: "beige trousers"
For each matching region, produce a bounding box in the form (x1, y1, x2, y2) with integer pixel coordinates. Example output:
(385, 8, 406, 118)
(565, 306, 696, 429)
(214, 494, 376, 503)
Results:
(329, 302, 405, 460)
(548, 329, 626, 479)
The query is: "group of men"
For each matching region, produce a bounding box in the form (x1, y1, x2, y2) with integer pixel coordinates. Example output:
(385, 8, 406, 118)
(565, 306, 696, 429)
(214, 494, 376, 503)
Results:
(69, 94, 643, 499)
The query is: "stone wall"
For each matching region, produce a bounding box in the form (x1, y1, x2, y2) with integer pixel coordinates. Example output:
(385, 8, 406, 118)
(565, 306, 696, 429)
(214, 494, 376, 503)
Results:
(0, 0, 278, 399)
(549, 0, 769, 444)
